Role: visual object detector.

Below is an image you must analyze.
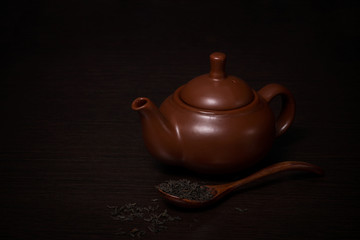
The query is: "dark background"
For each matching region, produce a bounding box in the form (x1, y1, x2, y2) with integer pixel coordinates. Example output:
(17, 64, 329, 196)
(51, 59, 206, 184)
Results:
(1, 0, 359, 239)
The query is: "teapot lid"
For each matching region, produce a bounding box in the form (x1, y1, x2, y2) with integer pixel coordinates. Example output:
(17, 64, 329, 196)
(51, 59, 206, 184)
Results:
(180, 52, 254, 110)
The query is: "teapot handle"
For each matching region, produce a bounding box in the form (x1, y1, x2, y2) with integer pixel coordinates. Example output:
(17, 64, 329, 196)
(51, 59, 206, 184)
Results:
(258, 83, 295, 137)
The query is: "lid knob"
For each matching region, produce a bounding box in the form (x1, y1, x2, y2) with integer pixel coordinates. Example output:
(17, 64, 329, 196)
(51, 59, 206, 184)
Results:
(209, 52, 226, 79)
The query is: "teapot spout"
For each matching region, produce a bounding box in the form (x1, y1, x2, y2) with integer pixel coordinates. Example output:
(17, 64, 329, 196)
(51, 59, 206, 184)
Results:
(132, 97, 181, 165)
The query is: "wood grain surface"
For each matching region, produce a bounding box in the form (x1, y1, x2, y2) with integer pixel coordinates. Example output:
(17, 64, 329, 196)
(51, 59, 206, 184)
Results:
(1, 1, 359, 239)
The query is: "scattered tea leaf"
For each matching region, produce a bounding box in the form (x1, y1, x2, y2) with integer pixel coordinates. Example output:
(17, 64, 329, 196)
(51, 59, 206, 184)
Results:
(235, 207, 248, 213)
(109, 200, 181, 237)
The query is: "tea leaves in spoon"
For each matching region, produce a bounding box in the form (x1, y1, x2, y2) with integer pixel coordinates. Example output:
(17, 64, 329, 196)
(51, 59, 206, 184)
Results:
(156, 179, 214, 201)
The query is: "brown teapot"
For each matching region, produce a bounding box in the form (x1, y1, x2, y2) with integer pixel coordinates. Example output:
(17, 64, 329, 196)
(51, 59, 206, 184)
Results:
(132, 52, 295, 174)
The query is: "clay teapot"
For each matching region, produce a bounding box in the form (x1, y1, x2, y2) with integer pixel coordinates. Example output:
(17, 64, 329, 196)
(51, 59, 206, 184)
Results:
(132, 52, 295, 174)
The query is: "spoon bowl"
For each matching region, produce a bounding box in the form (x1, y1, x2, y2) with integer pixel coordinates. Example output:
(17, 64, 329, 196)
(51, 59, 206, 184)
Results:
(158, 161, 323, 208)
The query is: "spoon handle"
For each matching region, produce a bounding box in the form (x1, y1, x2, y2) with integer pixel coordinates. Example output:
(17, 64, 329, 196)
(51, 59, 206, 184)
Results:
(216, 161, 323, 192)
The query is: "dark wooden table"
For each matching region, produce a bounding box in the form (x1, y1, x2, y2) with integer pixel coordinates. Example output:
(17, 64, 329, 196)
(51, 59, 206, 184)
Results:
(1, 1, 359, 239)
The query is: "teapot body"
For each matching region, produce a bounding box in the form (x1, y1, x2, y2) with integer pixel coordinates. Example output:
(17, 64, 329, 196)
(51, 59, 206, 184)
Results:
(132, 52, 295, 174)
(158, 86, 276, 174)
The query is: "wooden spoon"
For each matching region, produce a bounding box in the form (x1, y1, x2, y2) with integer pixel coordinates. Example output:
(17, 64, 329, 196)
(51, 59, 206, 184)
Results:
(158, 161, 323, 208)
